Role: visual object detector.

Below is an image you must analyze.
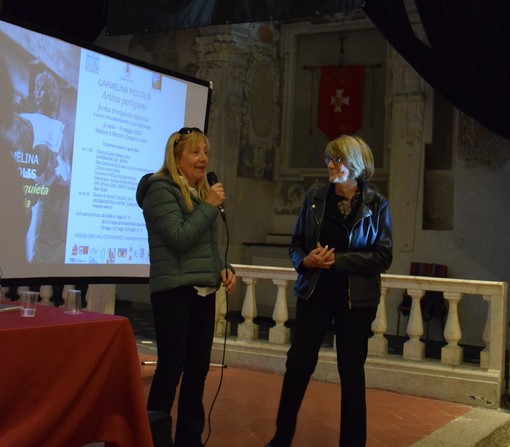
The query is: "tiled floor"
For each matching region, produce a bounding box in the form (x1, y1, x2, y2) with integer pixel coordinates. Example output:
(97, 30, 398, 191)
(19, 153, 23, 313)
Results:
(138, 352, 471, 447)
(119, 301, 472, 447)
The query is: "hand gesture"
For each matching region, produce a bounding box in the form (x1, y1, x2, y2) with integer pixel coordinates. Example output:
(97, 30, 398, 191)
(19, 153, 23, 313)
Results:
(303, 242, 335, 269)
(206, 182, 225, 208)
(221, 269, 236, 294)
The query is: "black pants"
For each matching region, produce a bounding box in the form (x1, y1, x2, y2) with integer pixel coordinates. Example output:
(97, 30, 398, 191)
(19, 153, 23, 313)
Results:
(147, 286, 216, 447)
(270, 292, 376, 447)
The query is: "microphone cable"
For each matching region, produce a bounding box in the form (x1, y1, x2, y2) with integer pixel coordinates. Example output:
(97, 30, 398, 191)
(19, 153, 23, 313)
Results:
(203, 208, 230, 446)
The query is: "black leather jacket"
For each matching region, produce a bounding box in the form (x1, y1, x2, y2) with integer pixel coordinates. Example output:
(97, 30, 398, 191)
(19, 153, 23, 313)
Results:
(289, 183, 393, 307)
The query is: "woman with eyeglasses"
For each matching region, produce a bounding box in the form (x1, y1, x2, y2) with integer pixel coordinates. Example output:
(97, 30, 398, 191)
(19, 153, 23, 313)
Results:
(266, 135, 392, 447)
(136, 127, 236, 447)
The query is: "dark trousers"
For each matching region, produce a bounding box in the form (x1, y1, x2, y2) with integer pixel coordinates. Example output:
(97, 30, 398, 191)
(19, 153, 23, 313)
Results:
(271, 292, 376, 447)
(147, 286, 216, 447)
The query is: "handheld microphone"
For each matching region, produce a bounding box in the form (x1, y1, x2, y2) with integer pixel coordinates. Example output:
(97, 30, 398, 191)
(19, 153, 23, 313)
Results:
(206, 171, 226, 222)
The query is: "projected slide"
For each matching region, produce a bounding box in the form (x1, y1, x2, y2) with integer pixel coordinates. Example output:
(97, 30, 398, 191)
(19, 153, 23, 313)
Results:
(0, 17, 211, 282)
(66, 51, 186, 266)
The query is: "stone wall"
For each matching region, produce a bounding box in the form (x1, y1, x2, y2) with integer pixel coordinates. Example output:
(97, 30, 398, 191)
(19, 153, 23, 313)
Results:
(95, 14, 510, 346)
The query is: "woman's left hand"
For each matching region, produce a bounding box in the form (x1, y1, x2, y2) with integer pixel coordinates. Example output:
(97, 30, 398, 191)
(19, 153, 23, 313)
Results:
(221, 269, 237, 294)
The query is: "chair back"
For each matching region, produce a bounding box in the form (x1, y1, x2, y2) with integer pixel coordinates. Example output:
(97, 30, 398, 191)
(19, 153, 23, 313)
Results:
(409, 262, 448, 278)
(400, 262, 448, 318)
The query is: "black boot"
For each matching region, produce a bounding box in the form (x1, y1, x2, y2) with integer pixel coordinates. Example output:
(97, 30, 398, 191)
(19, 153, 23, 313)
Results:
(148, 411, 174, 447)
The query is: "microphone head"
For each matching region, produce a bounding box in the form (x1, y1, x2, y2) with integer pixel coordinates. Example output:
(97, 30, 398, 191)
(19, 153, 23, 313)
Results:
(206, 171, 226, 222)
(207, 171, 219, 186)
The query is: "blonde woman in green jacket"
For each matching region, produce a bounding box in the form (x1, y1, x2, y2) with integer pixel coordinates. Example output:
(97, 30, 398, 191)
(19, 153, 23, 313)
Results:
(136, 127, 236, 447)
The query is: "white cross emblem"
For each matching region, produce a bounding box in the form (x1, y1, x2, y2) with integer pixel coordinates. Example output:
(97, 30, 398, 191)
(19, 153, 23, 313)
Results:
(331, 89, 350, 112)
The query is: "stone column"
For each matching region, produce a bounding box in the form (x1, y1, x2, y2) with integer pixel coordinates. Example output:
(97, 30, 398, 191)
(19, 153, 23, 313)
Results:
(387, 46, 426, 254)
(193, 24, 280, 237)
(193, 26, 251, 230)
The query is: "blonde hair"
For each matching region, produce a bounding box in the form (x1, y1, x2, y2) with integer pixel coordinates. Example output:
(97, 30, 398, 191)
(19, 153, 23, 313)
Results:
(325, 135, 374, 181)
(153, 129, 210, 211)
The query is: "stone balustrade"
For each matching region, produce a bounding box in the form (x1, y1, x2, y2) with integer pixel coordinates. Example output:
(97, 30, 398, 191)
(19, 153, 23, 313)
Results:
(212, 264, 508, 409)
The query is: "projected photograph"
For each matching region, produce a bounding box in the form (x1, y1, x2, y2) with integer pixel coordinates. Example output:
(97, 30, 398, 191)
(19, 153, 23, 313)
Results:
(0, 17, 211, 282)
(0, 23, 79, 269)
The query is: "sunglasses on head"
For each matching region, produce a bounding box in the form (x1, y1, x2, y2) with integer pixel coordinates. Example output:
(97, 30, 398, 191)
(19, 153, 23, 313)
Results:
(174, 127, 204, 147)
(178, 127, 203, 135)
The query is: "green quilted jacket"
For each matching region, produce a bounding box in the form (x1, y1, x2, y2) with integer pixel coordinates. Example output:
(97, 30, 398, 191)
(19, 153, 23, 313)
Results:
(136, 173, 226, 294)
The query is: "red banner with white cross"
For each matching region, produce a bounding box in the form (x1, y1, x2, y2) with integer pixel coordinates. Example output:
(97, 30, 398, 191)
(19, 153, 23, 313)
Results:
(317, 65, 365, 139)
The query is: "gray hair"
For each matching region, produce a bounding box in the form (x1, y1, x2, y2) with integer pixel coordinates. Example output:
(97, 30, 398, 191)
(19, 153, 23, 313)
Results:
(325, 135, 374, 181)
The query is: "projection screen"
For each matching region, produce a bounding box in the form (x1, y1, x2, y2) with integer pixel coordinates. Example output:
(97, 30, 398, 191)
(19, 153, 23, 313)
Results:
(0, 15, 212, 285)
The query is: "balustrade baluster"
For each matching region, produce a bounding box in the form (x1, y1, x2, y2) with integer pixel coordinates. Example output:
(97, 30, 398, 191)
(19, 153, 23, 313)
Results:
(214, 287, 228, 337)
(368, 286, 389, 356)
(237, 278, 259, 340)
(39, 285, 53, 306)
(441, 291, 463, 365)
(403, 289, 425, 360)
(62, 284, 76, 306)
(269, 279, 290, 344)
(480, 294, 491, 369)
(16, 285, 29, 298)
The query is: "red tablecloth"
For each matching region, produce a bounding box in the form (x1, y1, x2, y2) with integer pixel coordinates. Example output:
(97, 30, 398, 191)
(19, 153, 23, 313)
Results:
(0, 303, 154, 447)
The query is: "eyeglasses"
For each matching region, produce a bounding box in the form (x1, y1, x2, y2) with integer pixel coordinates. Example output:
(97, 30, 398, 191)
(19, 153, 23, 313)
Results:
(178, 127, 203, 135)
(325, 156, 343, 165)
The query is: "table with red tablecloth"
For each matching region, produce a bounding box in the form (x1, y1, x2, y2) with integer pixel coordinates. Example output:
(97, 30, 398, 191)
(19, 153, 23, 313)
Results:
(0, 303, 154, 447)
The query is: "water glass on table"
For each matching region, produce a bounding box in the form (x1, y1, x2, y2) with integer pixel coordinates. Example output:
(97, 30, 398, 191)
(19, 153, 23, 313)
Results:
(20, 291, 39, 317)
(64, 289, 82, 314)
